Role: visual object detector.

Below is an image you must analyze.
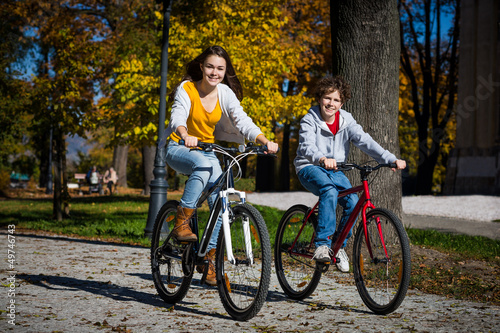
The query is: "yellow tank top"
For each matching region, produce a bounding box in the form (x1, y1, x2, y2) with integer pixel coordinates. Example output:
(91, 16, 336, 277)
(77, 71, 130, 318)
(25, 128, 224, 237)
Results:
(170, 81, 222, 143)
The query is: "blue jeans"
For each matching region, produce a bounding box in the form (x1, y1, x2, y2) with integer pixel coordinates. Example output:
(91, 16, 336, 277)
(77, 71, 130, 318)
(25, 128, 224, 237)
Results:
(297, 165, 358, 248)
(165, 140, 223, 249)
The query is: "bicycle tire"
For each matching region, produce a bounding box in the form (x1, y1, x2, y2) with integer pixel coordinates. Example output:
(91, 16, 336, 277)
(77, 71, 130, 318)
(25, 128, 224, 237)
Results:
(275, 204, 322, 300)
(151, 200, 193, 304)
(216, 203, 272, 321)
(352, 208, 411, 315)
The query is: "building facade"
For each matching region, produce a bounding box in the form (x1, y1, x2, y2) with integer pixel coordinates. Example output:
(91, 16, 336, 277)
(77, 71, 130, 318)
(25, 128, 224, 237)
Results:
(444, 0, 500, 195)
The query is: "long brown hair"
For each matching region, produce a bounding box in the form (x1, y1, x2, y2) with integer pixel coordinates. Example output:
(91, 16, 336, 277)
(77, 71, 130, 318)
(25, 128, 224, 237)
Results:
(169, 45, 243, 101)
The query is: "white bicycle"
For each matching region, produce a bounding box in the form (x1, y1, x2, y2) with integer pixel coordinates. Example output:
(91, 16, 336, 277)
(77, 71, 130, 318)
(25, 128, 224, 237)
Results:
(151, 142, 274, 321)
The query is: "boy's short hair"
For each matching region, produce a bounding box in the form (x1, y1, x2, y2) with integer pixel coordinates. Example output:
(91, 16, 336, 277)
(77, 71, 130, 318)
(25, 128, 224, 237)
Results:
(314, 76, 351, 104)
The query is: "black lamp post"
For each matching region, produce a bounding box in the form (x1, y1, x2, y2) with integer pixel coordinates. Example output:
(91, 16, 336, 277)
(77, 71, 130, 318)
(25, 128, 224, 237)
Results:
(145, 0, 173, 237)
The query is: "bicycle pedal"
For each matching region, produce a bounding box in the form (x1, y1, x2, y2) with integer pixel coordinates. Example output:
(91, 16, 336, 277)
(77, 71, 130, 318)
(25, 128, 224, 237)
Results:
(195, 260, 209, 274)
(316, 262, 330, 273)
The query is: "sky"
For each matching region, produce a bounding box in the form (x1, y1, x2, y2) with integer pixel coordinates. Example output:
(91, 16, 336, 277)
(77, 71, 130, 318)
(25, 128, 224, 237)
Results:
(67, 135, 93, 163)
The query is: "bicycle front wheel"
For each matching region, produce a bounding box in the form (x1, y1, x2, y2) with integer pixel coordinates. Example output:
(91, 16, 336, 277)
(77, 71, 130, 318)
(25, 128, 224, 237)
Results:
(151, 200, 193, 304)
(216, 203, 271, 321)
(275, 204, 322, 300)
(353, 208, 411, 314)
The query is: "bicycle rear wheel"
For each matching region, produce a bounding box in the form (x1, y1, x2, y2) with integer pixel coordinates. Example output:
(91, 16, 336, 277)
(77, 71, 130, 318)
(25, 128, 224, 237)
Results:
(151, 200, 193, 304)
(216, 203, 271, 321)
(353, 208, 411, 314)
(275, 204, 322, 300)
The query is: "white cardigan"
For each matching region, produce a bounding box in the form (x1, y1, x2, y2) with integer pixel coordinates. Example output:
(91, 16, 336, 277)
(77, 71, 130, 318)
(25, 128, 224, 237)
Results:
(161, 81, 262, 146)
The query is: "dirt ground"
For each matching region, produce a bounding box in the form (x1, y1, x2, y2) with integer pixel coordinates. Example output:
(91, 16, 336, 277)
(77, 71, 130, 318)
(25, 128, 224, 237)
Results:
(409, 244, 499, 304)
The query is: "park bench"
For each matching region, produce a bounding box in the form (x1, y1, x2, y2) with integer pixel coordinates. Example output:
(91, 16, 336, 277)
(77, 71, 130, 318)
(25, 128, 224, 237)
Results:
(72, 173, 85, 189)
(73, 173, 103, 195)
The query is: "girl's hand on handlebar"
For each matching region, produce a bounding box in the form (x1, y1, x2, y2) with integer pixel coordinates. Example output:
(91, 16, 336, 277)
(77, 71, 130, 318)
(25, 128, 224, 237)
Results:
(392, 159, 406, 171)
(320, 157, 337, 170)
(265, 141, 279, 154)
(182, 135, 198, 148)
(255, 135, 278, 154)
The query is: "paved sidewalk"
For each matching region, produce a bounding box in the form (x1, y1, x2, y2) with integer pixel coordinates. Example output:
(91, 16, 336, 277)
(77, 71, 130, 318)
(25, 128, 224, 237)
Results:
(1, 230, 499, 332)
(404, 214, 500, 240)
(246, 192, 500, 240)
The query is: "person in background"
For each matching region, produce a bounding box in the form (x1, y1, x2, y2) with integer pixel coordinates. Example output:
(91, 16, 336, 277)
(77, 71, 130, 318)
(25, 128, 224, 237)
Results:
(103, 167, 118, 195)
(162, 45, 279, 285)
(86, 165, 102, 195)
(294, 75, 406, 272)
(86, 166, 99, 185)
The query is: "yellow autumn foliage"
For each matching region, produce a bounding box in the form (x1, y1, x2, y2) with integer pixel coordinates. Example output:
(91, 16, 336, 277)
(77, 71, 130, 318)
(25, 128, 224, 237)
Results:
(105, 0, 317, 145)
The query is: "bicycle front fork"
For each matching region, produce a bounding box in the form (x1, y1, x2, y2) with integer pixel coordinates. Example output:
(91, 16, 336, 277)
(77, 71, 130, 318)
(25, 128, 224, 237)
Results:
(221, 188, 254, 265)
(197, 188, 253, 265)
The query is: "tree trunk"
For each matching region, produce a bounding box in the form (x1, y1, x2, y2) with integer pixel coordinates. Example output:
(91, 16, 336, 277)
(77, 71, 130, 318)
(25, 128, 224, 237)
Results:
(39, 130, 49, 188)
(61, 141, 71, 218)
(255, 156, 275, 192)
(142, 145, 156, 195)
(331, 0, 403, 218)
(279, 122, 291, 191)
(240, 157, 247, 178)
(52, 127, 63, 221)
(113, 145, 128, 188)
(255, 123, 277, 192)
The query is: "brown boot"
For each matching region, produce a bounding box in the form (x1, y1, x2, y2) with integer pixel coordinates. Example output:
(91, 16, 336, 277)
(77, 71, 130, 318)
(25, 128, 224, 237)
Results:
(197, 248, 217, 286)
(172, 206, 197, 242)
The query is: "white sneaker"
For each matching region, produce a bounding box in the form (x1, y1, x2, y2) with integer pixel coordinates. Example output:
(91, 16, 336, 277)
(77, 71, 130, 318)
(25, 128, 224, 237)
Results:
(313, 245, 333, 262)
(336, 248, 350, 272)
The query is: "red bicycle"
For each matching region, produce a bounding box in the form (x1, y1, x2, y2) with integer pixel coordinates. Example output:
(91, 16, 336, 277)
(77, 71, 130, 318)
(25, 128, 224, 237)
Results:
(274, 162, 411, 315)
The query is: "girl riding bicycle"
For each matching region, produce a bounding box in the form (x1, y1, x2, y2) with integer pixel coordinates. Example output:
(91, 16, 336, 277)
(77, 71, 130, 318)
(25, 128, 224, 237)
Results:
(162, 45, 278, 286)
(294, 76, 406, 272)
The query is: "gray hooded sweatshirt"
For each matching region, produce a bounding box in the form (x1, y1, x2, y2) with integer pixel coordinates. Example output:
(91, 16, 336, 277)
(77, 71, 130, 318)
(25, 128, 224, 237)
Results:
(294, 105, 397, 173)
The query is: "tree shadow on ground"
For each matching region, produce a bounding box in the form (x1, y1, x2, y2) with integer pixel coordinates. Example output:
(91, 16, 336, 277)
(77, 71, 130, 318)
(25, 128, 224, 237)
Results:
(265, 288, 371, 315)
(130, 273, 372, 315)
(17, 273, 229, 320)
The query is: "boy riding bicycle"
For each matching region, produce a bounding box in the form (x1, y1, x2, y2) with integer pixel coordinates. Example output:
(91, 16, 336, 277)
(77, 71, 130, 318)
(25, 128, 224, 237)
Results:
(294, 76, 406, 272)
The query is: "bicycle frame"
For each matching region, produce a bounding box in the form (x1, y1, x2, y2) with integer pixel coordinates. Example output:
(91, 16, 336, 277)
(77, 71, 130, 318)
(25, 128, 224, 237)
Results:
(291, 176, 386, 264)
(191, 147, 254, 265)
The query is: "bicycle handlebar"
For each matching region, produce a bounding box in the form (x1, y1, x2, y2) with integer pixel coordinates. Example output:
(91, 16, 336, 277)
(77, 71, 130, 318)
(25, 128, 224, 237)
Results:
(179, 140, 275, 156)
(336, 162, 397, 172)
(320, 161, 397, 174)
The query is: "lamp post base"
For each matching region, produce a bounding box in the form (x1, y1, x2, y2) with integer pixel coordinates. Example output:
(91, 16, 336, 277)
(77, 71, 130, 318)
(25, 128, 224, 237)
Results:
(145, 178, 168, 238)
(144, 146, 168, 238)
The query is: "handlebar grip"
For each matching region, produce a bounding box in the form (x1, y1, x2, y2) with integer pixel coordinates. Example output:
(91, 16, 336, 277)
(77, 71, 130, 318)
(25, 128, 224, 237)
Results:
(261, 145, 280, 153)
(254, 144, 280, 156)
(389, 162, 397, 169)
(179, 139, 211, 151)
